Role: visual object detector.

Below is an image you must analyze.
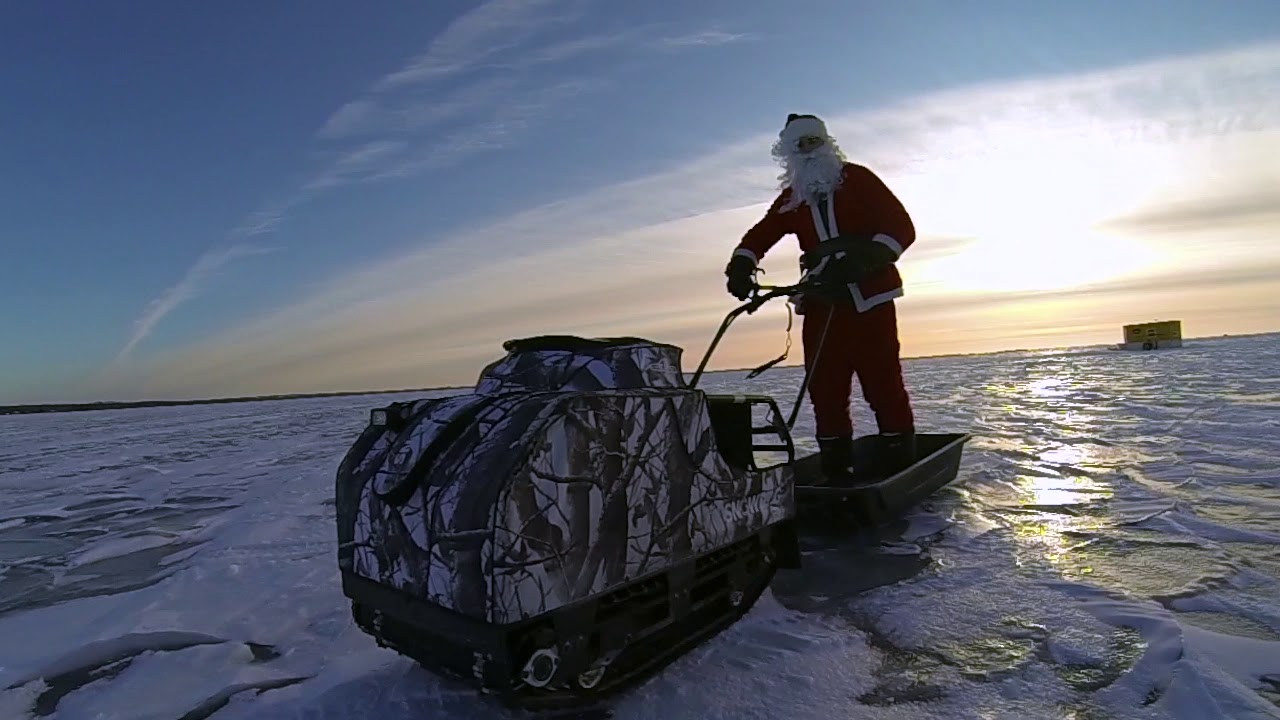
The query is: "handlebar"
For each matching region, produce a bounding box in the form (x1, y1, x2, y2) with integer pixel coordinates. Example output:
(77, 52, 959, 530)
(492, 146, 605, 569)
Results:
(736, 281, 811, 314)
(689, 278, 818, 389)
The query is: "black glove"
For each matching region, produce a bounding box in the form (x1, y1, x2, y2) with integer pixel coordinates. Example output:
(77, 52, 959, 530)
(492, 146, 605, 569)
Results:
(724, 254, 757, 300)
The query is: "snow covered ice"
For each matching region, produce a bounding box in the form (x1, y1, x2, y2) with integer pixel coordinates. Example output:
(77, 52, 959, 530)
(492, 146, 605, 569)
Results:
(2, 333, 1280, 720)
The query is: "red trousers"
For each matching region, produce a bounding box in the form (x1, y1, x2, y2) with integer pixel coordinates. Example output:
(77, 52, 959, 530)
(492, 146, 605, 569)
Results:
(801, 299, 914, 439)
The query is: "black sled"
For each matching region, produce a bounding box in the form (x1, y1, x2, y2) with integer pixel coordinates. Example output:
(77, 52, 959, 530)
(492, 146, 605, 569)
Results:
(333, 280, 968, 713)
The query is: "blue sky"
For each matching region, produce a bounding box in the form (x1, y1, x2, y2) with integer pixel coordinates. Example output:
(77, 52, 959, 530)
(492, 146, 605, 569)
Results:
(4, 0, 1280, 404)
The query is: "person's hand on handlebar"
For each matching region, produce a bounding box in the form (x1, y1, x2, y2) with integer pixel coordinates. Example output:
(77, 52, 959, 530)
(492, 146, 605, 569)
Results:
(724, 254, 757, 301)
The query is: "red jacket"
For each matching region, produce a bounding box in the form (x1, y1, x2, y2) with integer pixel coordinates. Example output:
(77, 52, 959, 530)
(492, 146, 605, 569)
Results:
(735, 162, 915, 312)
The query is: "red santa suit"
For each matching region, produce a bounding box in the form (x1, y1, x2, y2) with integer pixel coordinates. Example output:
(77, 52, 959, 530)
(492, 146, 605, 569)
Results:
(732, 132, 915, 442)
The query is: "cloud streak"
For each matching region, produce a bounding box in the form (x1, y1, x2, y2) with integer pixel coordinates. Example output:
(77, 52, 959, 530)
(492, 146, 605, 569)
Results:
(111, 0, 581, 361)
(657, 30, 751, 48)
(114, 243, 276, 363)
(372, 0, 582, 90)
(113, 2, 750, 362)
(1102, 187, 1280, 234)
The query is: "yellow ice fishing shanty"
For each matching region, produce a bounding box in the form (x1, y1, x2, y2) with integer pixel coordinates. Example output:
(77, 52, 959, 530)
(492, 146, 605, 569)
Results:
(1121, 320, 1182, 350)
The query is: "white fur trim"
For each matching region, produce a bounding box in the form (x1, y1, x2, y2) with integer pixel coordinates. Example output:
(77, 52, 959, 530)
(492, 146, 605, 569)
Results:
(808, 198, 840, 241)
(846, 283, 904, 312)
(732, 247, 758, 265)
(809, 203, 828, 241)
(780, 117, 828, 148)
(872, 233, 904, 257)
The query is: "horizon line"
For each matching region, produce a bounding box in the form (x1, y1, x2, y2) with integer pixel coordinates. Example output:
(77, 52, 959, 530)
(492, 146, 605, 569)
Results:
(5, 329, 1275, 414)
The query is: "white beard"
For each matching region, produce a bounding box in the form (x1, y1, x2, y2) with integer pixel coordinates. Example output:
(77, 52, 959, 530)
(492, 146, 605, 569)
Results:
(774, 142, 847, 211)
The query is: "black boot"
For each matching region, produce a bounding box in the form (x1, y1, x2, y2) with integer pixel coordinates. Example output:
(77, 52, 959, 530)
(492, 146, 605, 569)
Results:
(874, 431, 917, 479)
(817, 436, 854, 483)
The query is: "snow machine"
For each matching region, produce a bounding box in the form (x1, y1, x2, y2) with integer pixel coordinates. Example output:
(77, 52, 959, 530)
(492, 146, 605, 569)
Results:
(334, 334, 802, 712)
(333, 279, 968, 712)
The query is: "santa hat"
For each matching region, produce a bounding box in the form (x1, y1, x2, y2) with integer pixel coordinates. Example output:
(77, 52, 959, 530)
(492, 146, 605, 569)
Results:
(779, 113, 829, 149)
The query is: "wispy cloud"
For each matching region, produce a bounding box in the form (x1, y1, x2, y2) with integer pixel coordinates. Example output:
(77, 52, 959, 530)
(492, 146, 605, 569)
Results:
(527, 30, 646, 63)
(290, 0, 604, 186)
(303, 140, 411, 190)
(315, 75, 522, 141)
(1101, 187, 1280, 234)
(114, 1, 748, 362)
(112, 0, 584, 360)
(101, 40, 1280, 400)
(658, 30, 751, 48)
(372, 0, 583, 90)
(305, 6, 753, 185)
(360, 76, 609, 181)
(114, 243, 277, 363)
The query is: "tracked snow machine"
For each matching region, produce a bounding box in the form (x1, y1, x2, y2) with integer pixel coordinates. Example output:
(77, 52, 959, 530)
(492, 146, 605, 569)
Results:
(334, 278, 969, 713)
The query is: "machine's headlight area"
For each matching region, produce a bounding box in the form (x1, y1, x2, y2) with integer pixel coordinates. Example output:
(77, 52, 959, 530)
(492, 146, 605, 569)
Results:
(371, 405, 410, 431)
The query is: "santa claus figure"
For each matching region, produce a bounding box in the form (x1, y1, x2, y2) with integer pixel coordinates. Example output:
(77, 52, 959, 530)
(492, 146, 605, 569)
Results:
(725, 113, 916, 483)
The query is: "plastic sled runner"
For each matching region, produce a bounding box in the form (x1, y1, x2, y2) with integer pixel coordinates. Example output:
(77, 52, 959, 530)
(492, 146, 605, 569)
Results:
(332, 279, 968, 713)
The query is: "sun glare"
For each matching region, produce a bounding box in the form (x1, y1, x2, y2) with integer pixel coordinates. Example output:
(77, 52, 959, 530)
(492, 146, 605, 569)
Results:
(900, 116, 1178, 295)
(923, 226, 1161, 294)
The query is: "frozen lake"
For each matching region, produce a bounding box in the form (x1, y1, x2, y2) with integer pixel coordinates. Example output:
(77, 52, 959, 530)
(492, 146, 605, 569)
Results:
(2, 333, 1279, 719)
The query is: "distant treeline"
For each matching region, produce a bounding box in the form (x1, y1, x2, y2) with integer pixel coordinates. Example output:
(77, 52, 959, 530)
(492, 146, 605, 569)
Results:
(0, 387, 460, 416)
